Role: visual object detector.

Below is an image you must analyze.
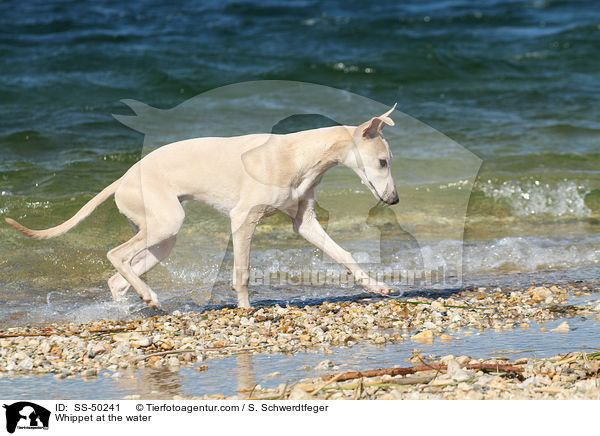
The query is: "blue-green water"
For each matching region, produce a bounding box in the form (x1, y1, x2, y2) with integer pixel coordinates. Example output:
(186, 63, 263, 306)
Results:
(0, 0, 599, 326)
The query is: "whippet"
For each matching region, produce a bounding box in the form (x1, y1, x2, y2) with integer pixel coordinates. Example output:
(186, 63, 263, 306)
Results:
(6, 105, 399, 308)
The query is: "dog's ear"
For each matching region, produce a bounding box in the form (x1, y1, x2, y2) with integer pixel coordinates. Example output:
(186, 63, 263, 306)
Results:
(378, 103, 397, 126)
(360, 103, 397, 138)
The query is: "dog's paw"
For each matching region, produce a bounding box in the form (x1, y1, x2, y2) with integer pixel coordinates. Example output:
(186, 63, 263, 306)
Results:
(141, 292, 161, 308)
(370, 287, 392, 296)
(145, 299, 161, 308)
(364, 282, 393, 296)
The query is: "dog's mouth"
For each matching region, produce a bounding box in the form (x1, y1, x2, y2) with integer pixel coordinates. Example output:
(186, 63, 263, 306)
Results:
(386, 193, 400, 205)
(364, 178, 398, 205)
(379, 193, 399, 205)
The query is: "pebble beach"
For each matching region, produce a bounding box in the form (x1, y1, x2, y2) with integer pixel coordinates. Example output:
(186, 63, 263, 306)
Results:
(1, 285, 599, 400)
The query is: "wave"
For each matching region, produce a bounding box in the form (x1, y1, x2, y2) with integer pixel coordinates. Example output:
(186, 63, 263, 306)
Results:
(464, 236, 600, 274)
(158, 234, 600, 289)
(478, 179, 592, 218)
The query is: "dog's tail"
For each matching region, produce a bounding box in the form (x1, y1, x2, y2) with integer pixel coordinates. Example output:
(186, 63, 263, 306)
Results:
(5, 178, 122, 240)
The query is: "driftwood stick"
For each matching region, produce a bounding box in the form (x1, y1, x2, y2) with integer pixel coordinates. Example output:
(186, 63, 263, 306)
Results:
(400, 300, 495, 310)
(322, 363, 524, 382)
(133, 349, 194, 362)
(320, 375, 437, 391)
(133, 344, 270, 363)
(0, 332, 59, 338)
(0, 326, 138, 339)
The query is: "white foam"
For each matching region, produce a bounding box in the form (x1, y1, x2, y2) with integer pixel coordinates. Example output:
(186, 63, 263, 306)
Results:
(463, 236, 600, 274)
(480, 179, 591, 217)
(159, 235, 600, 290)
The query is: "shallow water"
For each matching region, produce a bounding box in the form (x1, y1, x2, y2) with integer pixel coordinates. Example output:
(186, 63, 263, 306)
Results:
(1, 1, 599, 342)
(2, 307, 598, 400)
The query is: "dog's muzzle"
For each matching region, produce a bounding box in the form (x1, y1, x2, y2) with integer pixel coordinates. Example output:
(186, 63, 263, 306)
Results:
(387, 192, 399, 205)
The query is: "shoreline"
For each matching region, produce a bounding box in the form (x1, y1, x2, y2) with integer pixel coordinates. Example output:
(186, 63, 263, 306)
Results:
(0, 285, 599, 399)
(241, 350, 600, 400)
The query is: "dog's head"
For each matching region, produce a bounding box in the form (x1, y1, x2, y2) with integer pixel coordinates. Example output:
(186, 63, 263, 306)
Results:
(343, 104, 399, 205)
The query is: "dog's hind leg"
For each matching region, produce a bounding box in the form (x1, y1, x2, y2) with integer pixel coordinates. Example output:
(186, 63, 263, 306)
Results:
(108, 236, 177, 301)
(107, 232, 160, 305)
(107, 214, 183, 307)
(109, 180, 185, 306)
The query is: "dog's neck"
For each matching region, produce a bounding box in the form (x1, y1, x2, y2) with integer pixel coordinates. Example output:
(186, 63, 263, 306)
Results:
(291, 125, 357, 195)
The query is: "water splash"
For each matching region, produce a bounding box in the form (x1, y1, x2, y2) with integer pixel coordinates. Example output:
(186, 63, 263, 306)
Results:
(479, 179, 591, 217)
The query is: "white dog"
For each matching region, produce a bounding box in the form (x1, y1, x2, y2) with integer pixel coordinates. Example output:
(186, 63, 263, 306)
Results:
(6, 105, 399, 308)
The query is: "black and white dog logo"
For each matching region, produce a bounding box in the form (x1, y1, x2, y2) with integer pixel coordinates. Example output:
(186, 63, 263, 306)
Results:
(3, 402, 50, 433)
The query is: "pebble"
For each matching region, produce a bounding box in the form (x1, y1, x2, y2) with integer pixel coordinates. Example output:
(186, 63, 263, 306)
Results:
(530, 286, 552, 303)
(411, 330, 434, 342)
(227, 350, 600, 400)
(551, 321, 570, 332)
(315, 360, 334, 370)
(374, 336, 386, 344)
(0, 284, 596, 402)
(446, 359, 474, 382)
(81, 368, 97, 378)
(288, 385, 313, 400)
(167, 356, 180, 367)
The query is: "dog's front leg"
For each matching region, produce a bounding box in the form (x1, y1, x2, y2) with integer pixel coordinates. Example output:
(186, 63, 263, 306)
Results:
(230, 209, 261, 309)
(291, 199, 391, 295)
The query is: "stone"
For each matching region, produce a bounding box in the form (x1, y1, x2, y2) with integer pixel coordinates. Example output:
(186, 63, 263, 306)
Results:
(411, 330, 434, 342)
(315, 360, 334, 370)
(531, 287, 552, 302)
(160, 342, 173, 350)
(133, 337, 153, 347)
(147, 356, 161, 366)
(88, 343, 108, 358)
(81, 368, 97, 378)
(430, 301, 444, 311)
(429, 374, 452, 386)
(551, 321, 570, 332)
(440, 355, 456, 364)
(18, 358, 34, 371)
(575, 379, 598, 393)
(465, 390, 484, 400)
(39, 341, 51, 354)
(288, 386, 313, 400)
(446, 359, 474, 382)
(521, 377, 536, 388)
(167, 356, 180, 367)
(456, 356, 471, 365)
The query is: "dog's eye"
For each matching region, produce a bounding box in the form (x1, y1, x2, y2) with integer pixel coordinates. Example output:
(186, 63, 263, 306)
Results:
(379, 159, 387, 168)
